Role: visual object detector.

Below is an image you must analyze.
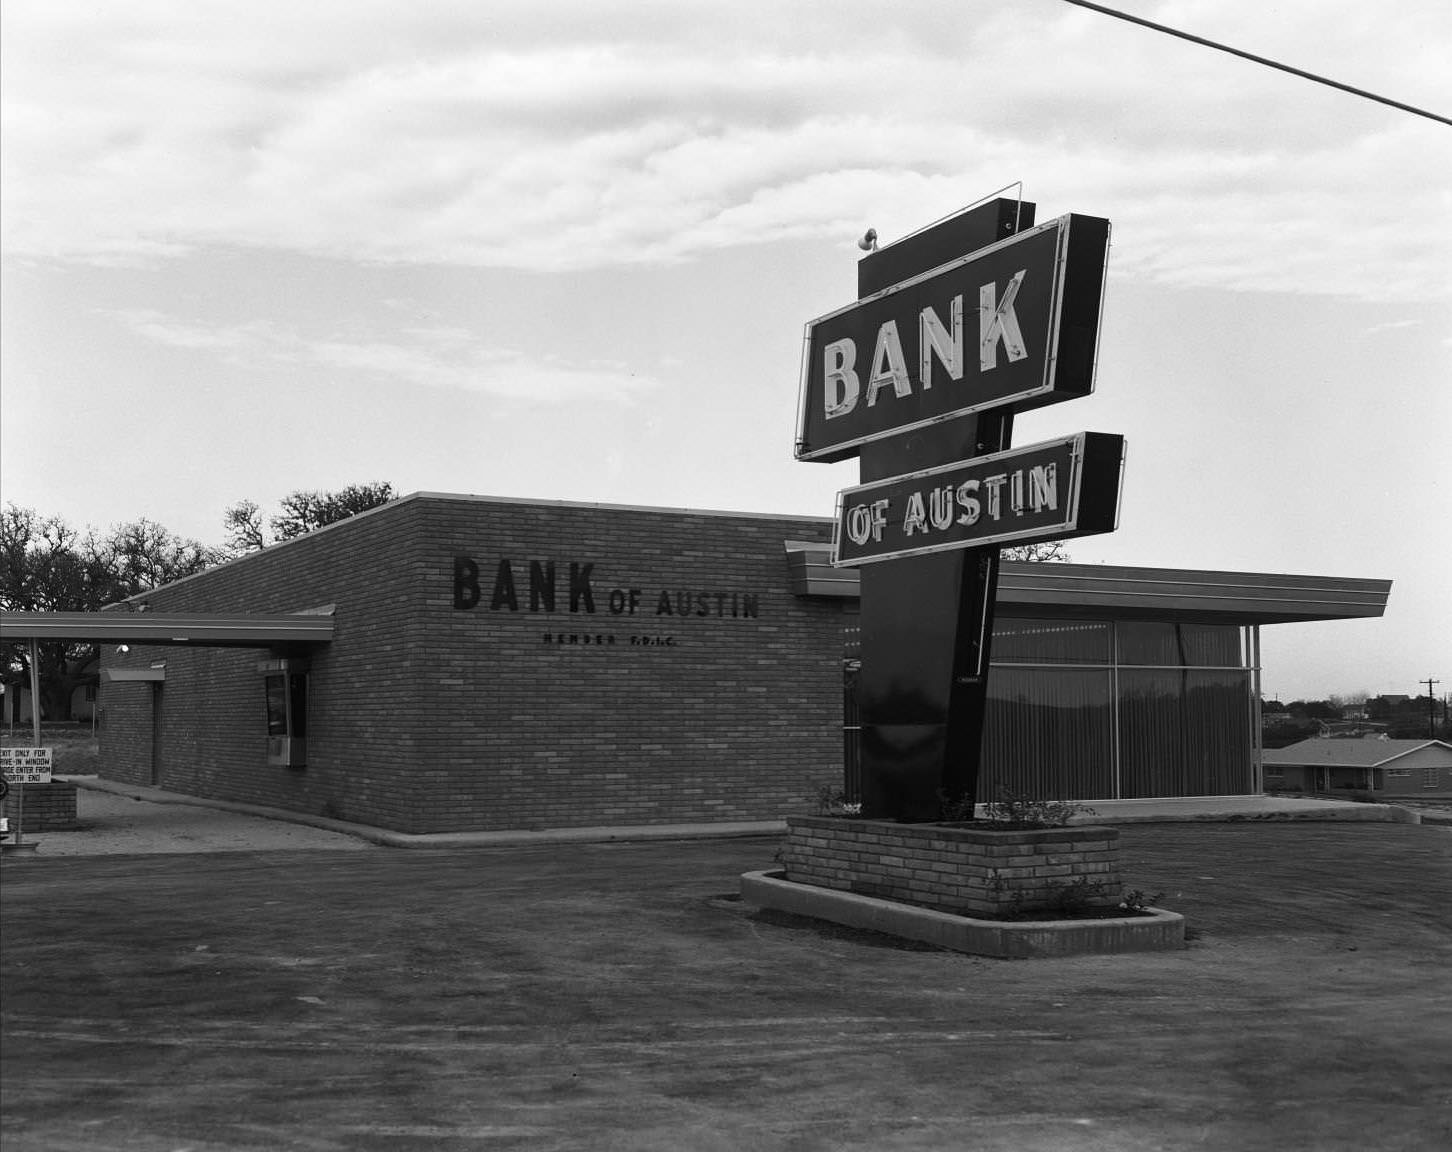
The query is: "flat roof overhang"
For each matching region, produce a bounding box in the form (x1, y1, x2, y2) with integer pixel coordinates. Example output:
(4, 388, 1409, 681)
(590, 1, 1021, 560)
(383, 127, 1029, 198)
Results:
(784, 543, 1391, 625)
(0, 611, 335, 648)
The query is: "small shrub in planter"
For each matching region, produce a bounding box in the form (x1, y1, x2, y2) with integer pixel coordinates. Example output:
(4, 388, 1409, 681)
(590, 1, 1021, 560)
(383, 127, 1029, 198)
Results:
(815, 784, 862, 817)
(938, 786, 1097, 829)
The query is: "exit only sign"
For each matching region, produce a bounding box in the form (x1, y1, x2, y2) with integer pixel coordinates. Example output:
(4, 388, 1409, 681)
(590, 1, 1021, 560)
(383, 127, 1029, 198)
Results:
(1, 747, 53, 785)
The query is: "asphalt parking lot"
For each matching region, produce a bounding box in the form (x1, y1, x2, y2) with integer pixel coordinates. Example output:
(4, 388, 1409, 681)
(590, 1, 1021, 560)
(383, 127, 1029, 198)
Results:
(2, 800, 1450, 1151)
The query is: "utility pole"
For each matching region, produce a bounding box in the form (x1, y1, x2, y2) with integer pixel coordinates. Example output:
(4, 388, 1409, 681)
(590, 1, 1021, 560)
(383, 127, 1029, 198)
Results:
(1423, 678, 1441, 739)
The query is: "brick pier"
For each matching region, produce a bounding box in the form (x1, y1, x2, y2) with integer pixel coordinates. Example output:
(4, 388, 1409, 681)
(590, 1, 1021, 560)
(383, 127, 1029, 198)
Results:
(3, 781, 81, 832)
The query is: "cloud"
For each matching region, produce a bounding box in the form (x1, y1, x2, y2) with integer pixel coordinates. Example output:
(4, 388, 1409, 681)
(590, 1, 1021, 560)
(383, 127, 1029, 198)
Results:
(306, 336, 662, 402)
(110, 309, 263, 350)
(109, 309, 663, 404)
(1358, 318, 1421, 336)
(4, 1, 1451, 300)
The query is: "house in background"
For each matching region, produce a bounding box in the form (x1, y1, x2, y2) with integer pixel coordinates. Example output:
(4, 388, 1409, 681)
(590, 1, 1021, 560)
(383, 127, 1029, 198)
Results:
(1263, 738, 1452, 796)
(69, 655, 99, 722)
(1316, 719, 1388, 740)
(2, 656, 98, 726)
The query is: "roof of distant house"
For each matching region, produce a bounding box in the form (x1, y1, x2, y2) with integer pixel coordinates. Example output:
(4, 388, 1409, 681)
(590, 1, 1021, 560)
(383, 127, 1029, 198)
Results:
(1263, 738, 1452, 768)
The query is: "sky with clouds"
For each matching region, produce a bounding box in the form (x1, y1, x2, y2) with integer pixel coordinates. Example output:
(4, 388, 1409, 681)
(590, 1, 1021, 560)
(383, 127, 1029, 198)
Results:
(2, 0, 1449, 701)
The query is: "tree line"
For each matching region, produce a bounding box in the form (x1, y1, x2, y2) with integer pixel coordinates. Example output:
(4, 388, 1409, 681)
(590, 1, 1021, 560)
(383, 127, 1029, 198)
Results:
(1262, 694, 1450, 745)
(1, 483, 393, 721)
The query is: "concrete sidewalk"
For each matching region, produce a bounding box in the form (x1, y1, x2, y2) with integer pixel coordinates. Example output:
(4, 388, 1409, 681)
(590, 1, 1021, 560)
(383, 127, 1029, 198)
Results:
(1061, 792, 1446, 823)
(4, 783, 375, 856)
(34, 776, 786, 854)
(3, 775, 1439, 860)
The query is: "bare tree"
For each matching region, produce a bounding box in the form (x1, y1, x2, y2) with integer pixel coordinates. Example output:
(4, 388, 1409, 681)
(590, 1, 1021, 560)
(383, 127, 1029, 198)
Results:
(1, 504, 217, 719)
(223, 482, 395, 554)
(1001, 540, 1071, 563)
(108, 518, 218, 593)
(222, 499, 267, 556)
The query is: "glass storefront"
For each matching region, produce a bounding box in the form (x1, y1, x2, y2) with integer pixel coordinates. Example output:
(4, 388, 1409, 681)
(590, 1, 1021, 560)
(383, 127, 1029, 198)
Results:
(980, 618, 1258, 800)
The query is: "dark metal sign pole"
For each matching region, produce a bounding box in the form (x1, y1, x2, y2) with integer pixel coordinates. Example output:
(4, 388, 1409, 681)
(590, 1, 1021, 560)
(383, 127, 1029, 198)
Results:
(854, 198, 1032, 820)
(10, 638, 43, 848)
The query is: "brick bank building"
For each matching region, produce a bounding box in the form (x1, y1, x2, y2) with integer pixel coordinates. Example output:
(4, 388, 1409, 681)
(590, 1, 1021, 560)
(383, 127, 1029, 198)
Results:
(74, 492, 1387, 834)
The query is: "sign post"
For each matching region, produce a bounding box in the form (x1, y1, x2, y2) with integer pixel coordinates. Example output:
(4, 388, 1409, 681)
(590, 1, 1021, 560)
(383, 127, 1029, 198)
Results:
(796, 196, 1122, 820)
(1, 638, 50, 850)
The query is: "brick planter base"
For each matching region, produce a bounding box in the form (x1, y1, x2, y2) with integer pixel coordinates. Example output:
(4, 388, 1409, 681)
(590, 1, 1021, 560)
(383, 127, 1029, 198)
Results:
(3, 781, 81, 832)
(782, 815, 1122, 917)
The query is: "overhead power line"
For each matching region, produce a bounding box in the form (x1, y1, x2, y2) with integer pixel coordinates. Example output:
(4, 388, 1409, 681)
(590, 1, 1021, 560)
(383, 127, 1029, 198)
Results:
(1062, 0, 1452, 127)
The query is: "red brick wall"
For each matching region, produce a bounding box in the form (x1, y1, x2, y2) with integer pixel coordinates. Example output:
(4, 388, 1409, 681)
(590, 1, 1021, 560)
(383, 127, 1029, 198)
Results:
(101, 498, 427, 828)
(1375, 749, 1452, 794)
(782, 815, 1122, 917)
(100, 495, 844, 833)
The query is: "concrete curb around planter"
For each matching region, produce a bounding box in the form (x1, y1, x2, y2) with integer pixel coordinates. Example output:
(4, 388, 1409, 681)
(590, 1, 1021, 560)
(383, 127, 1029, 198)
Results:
(740, 869, 1186, 959)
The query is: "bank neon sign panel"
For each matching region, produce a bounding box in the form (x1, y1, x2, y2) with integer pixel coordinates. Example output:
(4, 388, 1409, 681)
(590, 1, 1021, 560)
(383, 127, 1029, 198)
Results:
(795, 214, 1109, 463)
(832, 432, 1125, 566)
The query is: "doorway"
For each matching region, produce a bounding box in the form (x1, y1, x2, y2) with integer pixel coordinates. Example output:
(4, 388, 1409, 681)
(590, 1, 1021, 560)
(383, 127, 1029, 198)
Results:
(150, 683, 164, 787)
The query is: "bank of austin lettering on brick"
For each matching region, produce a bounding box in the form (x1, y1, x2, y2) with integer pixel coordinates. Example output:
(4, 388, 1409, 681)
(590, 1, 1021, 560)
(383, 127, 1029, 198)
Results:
(453, 556, 761, 618)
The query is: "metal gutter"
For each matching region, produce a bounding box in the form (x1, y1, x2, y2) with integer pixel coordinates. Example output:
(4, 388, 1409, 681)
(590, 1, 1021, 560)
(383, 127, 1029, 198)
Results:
(783, 543, 1391, 625)
(0, 611, 335, 647)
